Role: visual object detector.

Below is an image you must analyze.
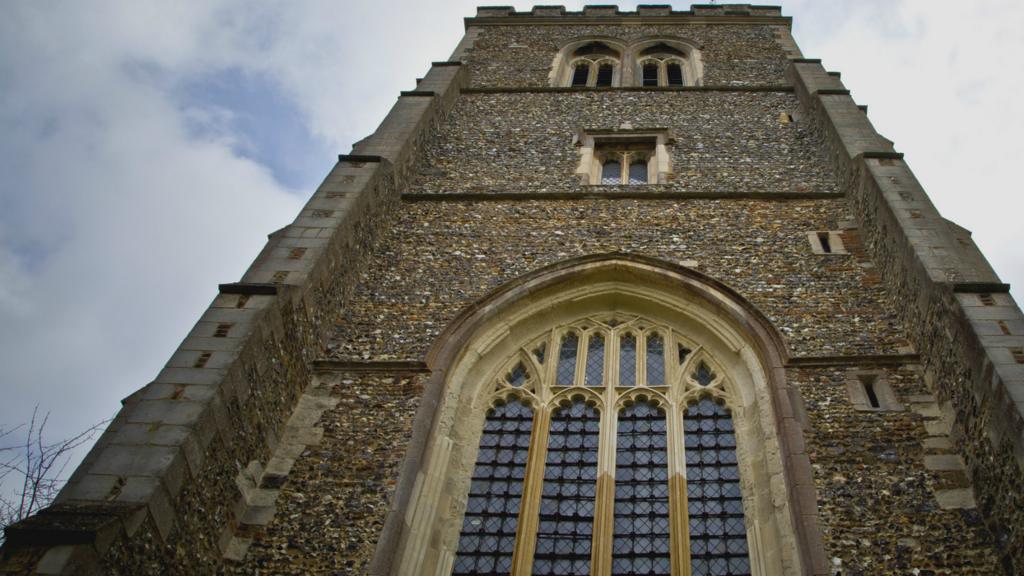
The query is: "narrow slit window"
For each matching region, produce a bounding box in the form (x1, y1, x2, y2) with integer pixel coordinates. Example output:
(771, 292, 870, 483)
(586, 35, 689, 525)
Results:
(685, 399, 752, 576)
(533, 400, 600, 576)
(817, 231, 832, 254)
(601, 160, 622, 185)
(585, 333, 605, 387)
(556, 333, 579, 386)
(452, 401, 533, 576)
(666, 63, 684, 86)
(643, 63, 659, 86)
(571, 63, 590, 87)
(612, 402, 670, 575)
(646, 334, 665, 386)
(619, 333, 637, 387)
(596, 64, 614, 87)
(861, 375, 880, 408)
(628, 161, 647, 184)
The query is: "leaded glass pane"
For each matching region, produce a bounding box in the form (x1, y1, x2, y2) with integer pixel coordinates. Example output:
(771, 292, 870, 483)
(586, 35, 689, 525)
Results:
(646, 334, 665, 386)
(619, 333, 637, 387)
(694, 362, 715, 386)
(596, 64, 614, 87)
(628, 161, 647, 184)
(685, 399, 751, 576)
(453, 402, 534, 575)
(678, 344, 692, 365)
(506, 362, 527, 387)
(533, 401, 600, 576)
(533, 342, 546, 365)
(612, 403, 670, 575)
(643, 63, 659, 86)
(556, 333, 578, 386)
(571, 63, 590, 87)
(585, 333, 605, 387)
(601, 160, 621, 185)
(666, 63, 684, 86)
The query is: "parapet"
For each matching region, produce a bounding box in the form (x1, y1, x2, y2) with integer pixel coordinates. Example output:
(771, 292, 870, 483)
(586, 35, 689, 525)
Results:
(472, 4, 785, 20)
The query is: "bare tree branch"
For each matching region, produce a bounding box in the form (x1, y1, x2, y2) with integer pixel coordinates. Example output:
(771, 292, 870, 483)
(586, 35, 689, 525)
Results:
(0, 406, 109, 542)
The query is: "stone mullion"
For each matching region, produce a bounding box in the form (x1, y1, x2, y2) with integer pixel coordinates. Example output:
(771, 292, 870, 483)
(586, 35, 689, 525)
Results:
(668, 400, 693, 576)
(667, 332, 691, 576)
(510, 406, 551, 576)
(591, 392, 617, 576)
(608, 328, 620, 388)
(638, 331, 649, 387)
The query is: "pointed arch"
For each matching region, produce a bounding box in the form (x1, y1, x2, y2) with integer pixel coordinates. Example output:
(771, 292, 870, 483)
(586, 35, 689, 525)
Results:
(372, 253, 827, 576)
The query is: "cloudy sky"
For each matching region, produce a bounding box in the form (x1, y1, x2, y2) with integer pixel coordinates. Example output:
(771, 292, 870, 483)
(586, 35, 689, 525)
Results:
(1, 1, 1021, 494)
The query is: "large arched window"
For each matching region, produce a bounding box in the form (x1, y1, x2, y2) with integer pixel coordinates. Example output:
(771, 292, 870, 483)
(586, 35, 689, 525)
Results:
(384, 258, 826, 576)
(450, 315, 751, 575)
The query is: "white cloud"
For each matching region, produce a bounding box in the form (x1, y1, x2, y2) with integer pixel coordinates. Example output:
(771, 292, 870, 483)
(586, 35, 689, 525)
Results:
(789, 0, 1024, 295)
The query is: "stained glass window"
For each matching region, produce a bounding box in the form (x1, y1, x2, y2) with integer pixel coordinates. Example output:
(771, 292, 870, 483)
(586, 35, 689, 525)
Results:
(452, 401, 534, 575)
(685, 399, 751, 576)
(455, 317, 760, 576)
(619, 333, 637, 387)
(585, 333, 605, 387)
(533, 401, 600, 576)
(694, 362, 715, 387)
(506, 362, 527, 387)
(557, 333, 578, 386)
(612, 402, 671, 575)
(646, 334, 665, 386)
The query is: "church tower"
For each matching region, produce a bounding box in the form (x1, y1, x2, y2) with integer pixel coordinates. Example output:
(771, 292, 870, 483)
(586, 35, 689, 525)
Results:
(2, 5, 1021, 575)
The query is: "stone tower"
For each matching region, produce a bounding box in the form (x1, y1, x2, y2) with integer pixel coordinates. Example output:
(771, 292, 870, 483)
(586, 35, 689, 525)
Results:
(2, 4, 1022, 575)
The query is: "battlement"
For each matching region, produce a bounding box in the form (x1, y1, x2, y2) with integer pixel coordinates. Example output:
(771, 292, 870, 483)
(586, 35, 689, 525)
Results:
(471, 4, 787, 25)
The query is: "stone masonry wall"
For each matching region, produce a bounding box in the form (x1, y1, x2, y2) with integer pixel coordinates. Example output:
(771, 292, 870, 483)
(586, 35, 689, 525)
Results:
(412, 92, 836, 196)
(326, 199, 904, 361)
(465, 24, 789, 88)
(793, 365, 1000, 574)
(229, 372, 425, 575)
(788, 59, 1024, 572)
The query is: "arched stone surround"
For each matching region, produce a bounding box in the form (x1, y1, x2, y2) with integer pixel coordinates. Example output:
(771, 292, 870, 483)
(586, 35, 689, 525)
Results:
(370, 254, 827, 576)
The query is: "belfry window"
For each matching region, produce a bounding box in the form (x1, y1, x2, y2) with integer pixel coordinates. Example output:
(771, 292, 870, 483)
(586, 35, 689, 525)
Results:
(450, 315, 753, 575)
(637, 43, 691, 87)
(564, 41, 621, 87)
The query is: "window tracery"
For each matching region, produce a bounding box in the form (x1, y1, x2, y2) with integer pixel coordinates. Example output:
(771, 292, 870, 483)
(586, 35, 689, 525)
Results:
(551, 37, 703, 88)
(564, 42, 621, 88)
(451, 315, 752, 575)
